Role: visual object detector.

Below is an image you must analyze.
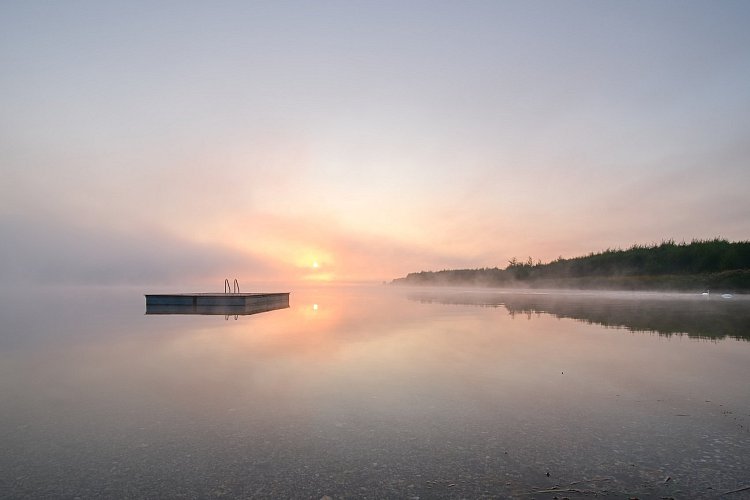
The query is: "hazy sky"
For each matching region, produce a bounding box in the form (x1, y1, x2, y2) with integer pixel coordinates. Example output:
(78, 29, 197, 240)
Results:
(2, 1, 749, 285)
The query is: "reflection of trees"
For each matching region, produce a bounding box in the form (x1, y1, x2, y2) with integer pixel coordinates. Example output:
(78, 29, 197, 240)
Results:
(408, 291, 750, 341)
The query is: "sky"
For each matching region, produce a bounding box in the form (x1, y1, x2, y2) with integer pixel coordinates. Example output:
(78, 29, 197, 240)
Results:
(2, 0, 749, 286)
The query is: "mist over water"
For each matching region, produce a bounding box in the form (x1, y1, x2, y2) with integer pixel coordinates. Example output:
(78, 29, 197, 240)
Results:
(1, 284, 749, 498)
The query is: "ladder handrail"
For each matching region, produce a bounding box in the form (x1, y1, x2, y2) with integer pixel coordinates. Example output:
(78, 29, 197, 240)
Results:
(224, 278, 240, 294)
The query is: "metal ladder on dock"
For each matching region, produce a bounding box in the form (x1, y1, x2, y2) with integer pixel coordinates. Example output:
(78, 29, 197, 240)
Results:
(224, 278, 241, 320)
(224, 278, 240, 294)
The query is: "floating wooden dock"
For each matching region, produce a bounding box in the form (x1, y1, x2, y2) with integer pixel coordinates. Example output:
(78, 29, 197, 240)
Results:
(145, 292, 290, 316)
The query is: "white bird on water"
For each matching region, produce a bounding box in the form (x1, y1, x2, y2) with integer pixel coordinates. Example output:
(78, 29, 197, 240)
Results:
(703, 289, 734, 299)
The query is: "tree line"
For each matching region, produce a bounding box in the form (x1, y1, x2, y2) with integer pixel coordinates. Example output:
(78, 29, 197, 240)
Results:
(393, 239, 750, 291)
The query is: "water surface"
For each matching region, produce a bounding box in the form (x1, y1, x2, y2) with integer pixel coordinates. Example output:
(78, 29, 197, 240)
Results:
(1, 285, 749, 498)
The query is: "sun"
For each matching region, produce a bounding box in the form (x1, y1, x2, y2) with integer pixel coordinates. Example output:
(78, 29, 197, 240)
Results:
(295, 254, 333, 281)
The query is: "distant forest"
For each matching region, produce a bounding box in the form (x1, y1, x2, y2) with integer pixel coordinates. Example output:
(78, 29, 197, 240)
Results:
(392, 239, 750, 292)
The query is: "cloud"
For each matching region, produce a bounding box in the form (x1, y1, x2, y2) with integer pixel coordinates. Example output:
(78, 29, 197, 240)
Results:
(0, 213, 278, 286)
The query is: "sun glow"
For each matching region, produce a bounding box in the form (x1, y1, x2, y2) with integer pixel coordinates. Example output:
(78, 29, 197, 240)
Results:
(299, 255, 334, 282)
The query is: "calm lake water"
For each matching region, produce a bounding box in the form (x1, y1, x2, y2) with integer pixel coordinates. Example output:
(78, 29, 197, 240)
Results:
(1, 285, 749, 499)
